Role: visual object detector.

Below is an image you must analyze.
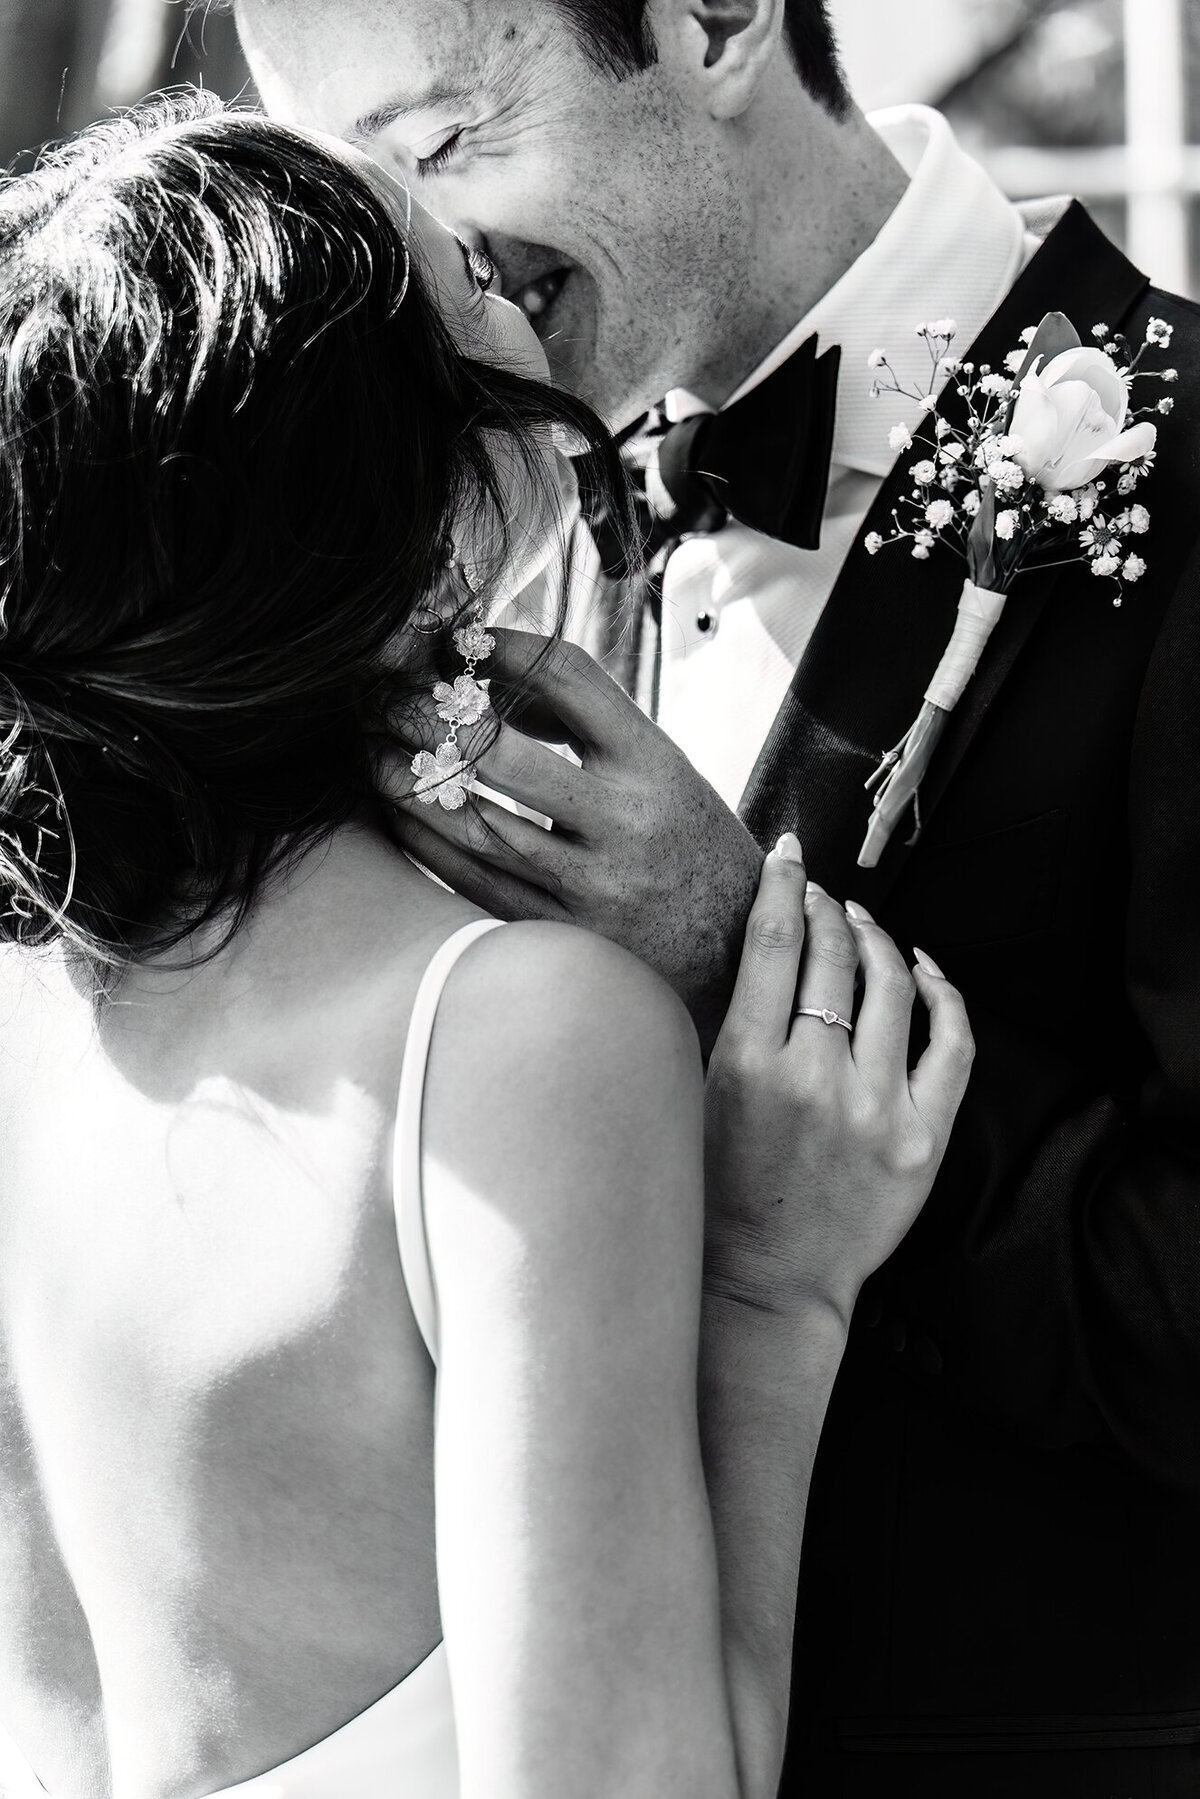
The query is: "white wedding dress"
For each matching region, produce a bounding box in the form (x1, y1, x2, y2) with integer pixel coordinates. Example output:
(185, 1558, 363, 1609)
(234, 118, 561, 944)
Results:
(0, 918, 501, 1799)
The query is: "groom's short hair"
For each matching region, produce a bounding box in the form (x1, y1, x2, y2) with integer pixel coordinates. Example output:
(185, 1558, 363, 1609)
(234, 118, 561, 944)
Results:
(557, 0, 850, 117)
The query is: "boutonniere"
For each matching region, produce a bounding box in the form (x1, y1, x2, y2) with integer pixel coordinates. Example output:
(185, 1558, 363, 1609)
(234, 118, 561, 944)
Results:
(857, 310, 1175, 868)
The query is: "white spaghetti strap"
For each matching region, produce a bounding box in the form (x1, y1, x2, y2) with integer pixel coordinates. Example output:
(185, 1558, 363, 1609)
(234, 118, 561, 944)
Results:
(394, 919, 504, 1365)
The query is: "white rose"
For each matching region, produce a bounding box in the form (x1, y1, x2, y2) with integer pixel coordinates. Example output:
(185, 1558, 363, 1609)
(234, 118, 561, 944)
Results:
(1009, 347, 1157, 493)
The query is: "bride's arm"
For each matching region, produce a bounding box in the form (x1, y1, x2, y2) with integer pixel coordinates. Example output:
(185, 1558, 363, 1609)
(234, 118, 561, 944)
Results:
(698, 849, 973, 1794)
(423, 919, 736, 1798)
(421, 875, 969, 1799)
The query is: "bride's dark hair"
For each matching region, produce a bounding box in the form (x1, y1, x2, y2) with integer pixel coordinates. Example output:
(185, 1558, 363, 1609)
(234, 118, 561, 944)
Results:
(0, 90, 633, 971)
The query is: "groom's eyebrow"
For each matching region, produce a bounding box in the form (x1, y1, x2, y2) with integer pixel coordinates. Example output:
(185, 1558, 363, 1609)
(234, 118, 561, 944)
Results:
(354, 82, 477, 140)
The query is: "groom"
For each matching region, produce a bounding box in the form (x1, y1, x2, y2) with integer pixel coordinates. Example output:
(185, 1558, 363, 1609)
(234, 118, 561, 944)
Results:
(238, 0, 1200, 1792)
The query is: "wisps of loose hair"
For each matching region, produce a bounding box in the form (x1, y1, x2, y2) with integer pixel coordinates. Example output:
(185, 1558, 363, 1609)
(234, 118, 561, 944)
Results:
(0, 89, 635, 974)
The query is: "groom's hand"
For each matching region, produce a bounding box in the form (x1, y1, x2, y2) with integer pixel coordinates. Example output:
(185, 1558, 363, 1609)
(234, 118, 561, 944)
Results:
(380, 629, 763, 1051)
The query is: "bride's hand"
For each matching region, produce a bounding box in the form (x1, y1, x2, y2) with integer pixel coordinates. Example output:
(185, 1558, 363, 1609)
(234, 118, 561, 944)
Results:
(704, 834, 974, 1326)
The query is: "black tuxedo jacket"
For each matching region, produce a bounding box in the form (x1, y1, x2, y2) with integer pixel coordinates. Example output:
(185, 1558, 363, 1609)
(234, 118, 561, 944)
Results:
(736, 205, 1200, 1783)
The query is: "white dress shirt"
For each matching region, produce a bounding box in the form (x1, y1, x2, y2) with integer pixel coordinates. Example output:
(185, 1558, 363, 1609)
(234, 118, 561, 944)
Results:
(654, 105, 1057, 812)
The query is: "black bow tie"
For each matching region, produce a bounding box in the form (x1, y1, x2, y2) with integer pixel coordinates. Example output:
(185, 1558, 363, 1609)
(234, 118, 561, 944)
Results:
(648, 332, 842, 551)
(583, 334, 842, 579)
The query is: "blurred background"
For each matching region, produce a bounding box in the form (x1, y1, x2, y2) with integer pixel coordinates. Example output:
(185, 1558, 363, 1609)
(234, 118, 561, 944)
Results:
(0, 0, 1197, 296)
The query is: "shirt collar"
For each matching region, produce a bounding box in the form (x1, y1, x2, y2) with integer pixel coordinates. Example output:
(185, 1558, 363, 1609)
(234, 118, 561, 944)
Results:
(664, 105, 1029, 480)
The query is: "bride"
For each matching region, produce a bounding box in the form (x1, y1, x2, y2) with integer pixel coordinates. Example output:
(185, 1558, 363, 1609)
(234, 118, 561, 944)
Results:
(0, 93, 971, 1799)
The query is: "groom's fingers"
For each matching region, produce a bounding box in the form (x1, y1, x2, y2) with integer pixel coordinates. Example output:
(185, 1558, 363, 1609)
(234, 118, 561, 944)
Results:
(486, 629, 646, 757)
(383, 772, 571, 884)
(474, 722, 590, 831)
(387, 808, 569, 923)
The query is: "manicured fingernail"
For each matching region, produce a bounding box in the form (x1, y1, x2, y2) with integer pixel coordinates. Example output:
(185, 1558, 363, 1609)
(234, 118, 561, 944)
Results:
(805, 880, 827, 896)
(774, 832, 804, 864)
(913, 947, 945, 978)
(845, 900, 875, 924)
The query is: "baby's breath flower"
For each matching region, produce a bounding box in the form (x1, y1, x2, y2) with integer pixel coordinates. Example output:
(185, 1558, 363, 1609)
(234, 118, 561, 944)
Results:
(867, 348, 888, 368)
(1091, 553, 1121, 578)
(935, 417, 953, 438)
(910, 459, 938, 486)
(962, 489, 983, 517)
(865, 531, 884, 555)
(940, 441, 966, 462)
(1046, 494, 1079, 525)
(1162, 368, 1178, 383)
(1020, 326, 1039, 345)
(926, 499, 955, 530)
(917, 393, 939, 414)
(1005, 349, 1026, 374)
(1146, 318, 1174, 348)
(1127, 504, 1150, 534)
(991, 459, 1025, 492)
(889, 423, 914, 453)
(994, 509, 1019, 541)
(1092, 324, 1110, 340)
(1123, 553, 1147, 581)
(1159, 397, 1175, 414)
(1078, 486, 1099, 520)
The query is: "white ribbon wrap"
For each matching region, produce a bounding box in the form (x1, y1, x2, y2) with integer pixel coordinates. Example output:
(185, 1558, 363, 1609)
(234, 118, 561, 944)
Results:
(857, 578, 1008, 869)
(924, 581, 1008, 711)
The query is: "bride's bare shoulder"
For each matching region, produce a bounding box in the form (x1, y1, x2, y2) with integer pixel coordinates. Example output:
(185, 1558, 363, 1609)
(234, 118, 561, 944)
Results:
(436, 918, 698, 1083)
(421, 919, 705, 1316)
(423, 920, 702, 1191)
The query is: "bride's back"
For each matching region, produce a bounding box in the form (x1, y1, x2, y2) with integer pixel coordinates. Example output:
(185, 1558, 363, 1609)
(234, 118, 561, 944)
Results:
(0, 89, 639, 1799)
(0, 829, 481, 1795)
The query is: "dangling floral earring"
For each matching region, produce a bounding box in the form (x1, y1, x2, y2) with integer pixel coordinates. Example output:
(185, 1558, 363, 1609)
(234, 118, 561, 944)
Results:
(410, 548, 496, 810)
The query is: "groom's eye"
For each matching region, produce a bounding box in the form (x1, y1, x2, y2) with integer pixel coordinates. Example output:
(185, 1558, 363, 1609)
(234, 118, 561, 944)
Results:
(416, 130, 464, 177)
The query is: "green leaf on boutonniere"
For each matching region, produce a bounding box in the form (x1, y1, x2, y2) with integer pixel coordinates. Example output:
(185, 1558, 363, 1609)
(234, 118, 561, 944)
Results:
(1003, 311, 1083, 416)
(967, 480, 999, 590)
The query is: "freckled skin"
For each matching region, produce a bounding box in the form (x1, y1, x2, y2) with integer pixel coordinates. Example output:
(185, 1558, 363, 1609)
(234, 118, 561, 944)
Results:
(236, 0, 908, 429)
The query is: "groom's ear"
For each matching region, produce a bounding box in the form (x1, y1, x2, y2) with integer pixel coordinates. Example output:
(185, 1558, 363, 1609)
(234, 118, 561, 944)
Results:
(653, 0, 785, 119)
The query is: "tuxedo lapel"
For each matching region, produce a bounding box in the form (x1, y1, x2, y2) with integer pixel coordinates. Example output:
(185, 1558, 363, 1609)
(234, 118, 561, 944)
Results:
(738, 204, 1149, 902)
